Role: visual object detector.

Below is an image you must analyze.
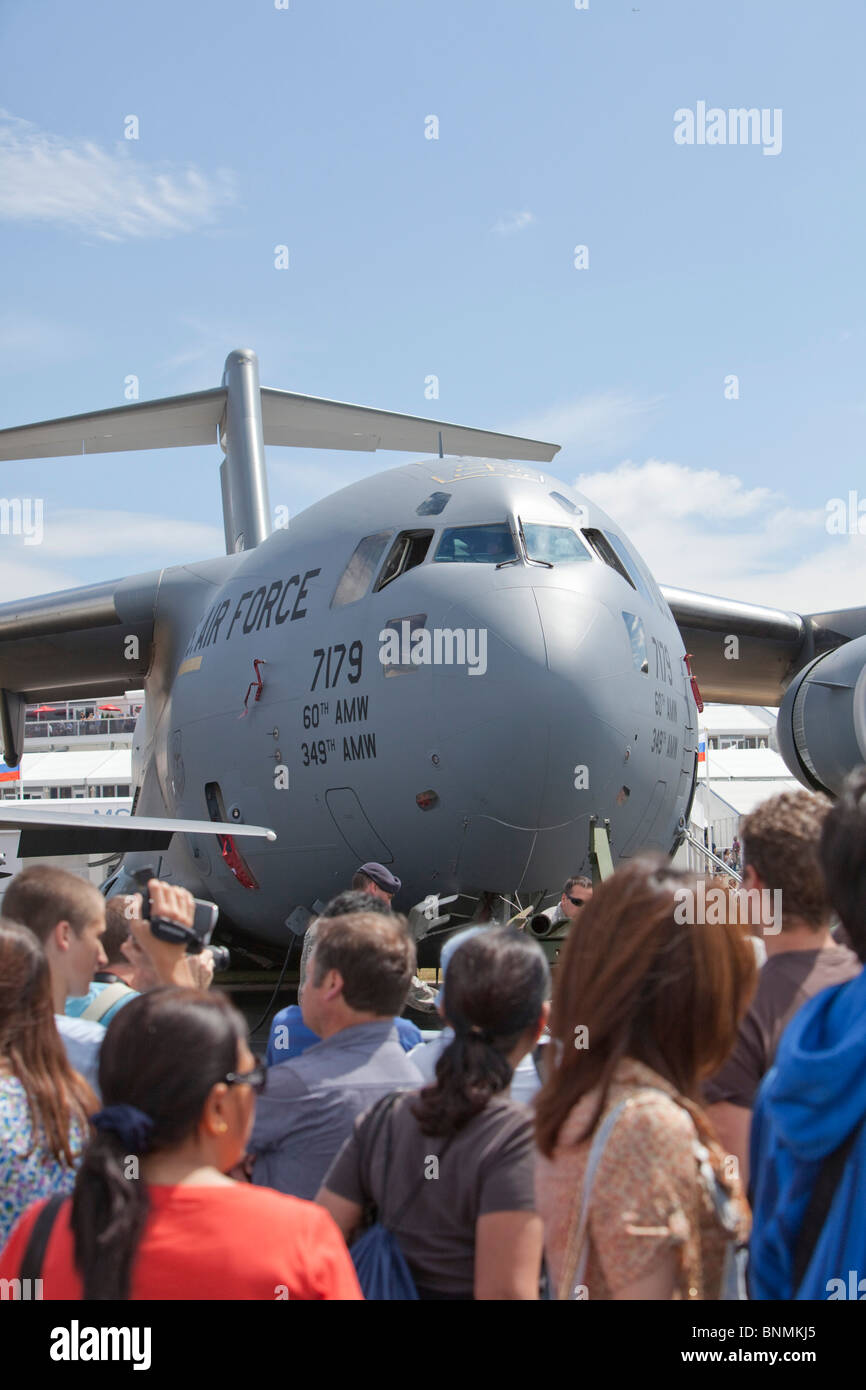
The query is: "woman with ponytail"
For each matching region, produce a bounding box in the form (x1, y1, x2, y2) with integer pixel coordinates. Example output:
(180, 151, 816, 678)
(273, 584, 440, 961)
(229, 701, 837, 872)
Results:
(0, 919, 96, 1246)
(0, 987, 362, 1299)
(317, 926, 549, 1299)
(535, 856, 757, 1300)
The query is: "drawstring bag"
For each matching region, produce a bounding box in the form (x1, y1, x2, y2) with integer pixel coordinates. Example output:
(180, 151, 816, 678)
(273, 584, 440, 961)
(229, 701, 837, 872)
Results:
(351, 1222, 420, 1301)
(350, 1094, 454, 1301)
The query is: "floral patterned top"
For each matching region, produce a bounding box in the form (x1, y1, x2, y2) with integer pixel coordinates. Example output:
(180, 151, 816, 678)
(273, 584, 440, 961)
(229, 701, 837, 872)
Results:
(535, 1057, 750, 1300)
(0, 1075, 86, 1250)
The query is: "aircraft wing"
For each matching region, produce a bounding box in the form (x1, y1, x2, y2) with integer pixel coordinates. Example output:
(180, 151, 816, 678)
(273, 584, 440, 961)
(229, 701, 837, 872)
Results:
(0, 571, 162, 767)
(0, 807, 276, 857)
(661, 585, 866, 704)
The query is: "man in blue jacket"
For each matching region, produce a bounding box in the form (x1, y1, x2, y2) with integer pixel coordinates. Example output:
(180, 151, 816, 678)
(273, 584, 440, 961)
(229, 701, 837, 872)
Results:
(750, 767, 866, 1299)
(266, 888, 422, 1064)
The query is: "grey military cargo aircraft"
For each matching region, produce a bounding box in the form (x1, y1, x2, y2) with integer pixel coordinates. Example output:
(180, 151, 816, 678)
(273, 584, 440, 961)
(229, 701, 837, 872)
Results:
(0, 349, 864, 960)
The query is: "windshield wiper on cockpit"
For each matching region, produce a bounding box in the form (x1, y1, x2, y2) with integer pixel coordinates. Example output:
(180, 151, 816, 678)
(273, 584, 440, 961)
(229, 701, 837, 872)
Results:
(518, 517, 553, 568)
(496, 519, 523, 568)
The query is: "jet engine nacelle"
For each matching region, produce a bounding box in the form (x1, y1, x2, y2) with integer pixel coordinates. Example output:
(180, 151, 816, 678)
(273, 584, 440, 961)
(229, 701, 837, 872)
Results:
(777, 635, 866, 796)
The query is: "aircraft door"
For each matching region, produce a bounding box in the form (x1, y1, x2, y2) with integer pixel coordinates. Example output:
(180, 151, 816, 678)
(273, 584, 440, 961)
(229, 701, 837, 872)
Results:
(325, 787, 394, 863)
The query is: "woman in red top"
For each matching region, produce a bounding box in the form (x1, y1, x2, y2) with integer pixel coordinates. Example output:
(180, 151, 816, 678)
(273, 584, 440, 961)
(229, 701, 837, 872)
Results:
(0, 987, 362, 1300)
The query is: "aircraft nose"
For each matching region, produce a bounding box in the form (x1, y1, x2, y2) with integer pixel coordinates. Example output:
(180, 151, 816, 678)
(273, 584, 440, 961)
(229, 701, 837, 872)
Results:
(532, 585, 632, 684)
(532, 584, 634, 809)
(419, 579, 637, 890)
(427, 581, 632, 825)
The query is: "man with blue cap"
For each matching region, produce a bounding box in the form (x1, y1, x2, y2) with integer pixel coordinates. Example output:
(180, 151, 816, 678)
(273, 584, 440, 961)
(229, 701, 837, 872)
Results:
(352, 862, 402, 901)
(352, 862, 439, 1012)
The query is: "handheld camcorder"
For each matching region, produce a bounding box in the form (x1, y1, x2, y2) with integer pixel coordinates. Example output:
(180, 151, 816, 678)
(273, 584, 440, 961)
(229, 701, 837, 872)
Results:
(129, 867, 230, 971)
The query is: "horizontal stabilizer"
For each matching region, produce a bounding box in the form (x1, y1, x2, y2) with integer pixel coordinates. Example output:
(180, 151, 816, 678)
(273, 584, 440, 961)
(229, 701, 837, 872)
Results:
(0, 390, 226, 461)
(0, 381, 559, 465)
(259, 388, 560, 462)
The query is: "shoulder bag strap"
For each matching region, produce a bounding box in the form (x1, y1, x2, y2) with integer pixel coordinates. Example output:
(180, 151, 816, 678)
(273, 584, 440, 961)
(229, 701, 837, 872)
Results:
(367, 1091, 457, 1232)
(792, 1124, 860, 1295)
(20, 1193, 66, 1282)
(356, 1092, 401, 1222)
(80, 982, 133, 1024)
(557, 1097, 632, 1301)
(557, 1088, 676, 1301)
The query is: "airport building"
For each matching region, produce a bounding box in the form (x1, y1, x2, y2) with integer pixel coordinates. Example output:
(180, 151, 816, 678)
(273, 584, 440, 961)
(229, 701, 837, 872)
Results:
(677, 704, 801, 872)
(0, 693, 139, 898)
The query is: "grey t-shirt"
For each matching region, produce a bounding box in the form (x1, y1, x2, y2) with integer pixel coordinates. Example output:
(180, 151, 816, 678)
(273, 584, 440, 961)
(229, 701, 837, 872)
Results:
(704, 945, 862, 1110)
(323, 1090, 536, 1297)
(250, 1020, 422, 1200)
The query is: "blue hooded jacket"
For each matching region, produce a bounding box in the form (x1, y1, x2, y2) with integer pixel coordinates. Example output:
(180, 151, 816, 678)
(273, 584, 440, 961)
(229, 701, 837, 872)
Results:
(749, 966, 866, 1300)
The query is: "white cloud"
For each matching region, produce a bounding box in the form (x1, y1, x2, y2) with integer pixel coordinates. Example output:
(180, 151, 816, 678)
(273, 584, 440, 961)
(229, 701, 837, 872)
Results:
(492, 210, 535, 235)
(0, 508, 225, 598)
(511, 390, 661, 461)
(0, 110, 236, 242)
(0, 556, 85, 602)
(575, 457, 864, 613)
(37, 509, 224, 560)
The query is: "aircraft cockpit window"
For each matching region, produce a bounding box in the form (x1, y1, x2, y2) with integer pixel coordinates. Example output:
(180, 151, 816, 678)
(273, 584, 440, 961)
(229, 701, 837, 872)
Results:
(522, 523, 592, 565)
(416, 491, 452, 517)
(581, 528, 637, 591)
(374, 530, 434, 591)
(331, 531, 393, 608)
(622, 611, 649, 674)
(433, 523, 517, 564)
(607, 531, 668, 615)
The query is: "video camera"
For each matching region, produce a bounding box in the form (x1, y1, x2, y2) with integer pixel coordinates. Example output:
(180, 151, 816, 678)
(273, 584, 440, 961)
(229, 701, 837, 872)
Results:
(129, 867, 230, 971)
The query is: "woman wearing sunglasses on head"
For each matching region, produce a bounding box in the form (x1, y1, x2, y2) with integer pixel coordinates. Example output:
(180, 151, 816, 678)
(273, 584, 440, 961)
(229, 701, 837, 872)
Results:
(0, 987, 362, 1300)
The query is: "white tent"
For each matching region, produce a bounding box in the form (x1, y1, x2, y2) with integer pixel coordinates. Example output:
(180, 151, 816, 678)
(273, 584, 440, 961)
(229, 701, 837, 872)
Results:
(19, 749, 132, 789)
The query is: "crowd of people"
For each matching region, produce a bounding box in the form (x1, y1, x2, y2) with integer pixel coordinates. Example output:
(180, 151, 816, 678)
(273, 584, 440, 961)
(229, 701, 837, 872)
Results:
(0, 774, 865, 1300)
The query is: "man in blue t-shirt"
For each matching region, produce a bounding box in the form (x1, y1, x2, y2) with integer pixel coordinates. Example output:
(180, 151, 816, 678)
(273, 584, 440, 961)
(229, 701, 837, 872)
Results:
(267, 1003, 421, 1064)
(267, 887, 423, 1065)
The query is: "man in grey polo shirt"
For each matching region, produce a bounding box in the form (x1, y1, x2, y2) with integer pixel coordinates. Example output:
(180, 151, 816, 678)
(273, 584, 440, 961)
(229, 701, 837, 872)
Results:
(249, 910, 423, 1200)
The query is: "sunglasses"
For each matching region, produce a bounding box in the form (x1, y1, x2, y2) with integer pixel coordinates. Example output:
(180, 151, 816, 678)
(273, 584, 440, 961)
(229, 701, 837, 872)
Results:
(224, 1064, 267, 1094)
(566, 895, 587, 907)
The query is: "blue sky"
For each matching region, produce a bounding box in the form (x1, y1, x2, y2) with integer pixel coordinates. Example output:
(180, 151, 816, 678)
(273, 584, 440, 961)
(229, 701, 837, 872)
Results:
(1, 0, 864, 610)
